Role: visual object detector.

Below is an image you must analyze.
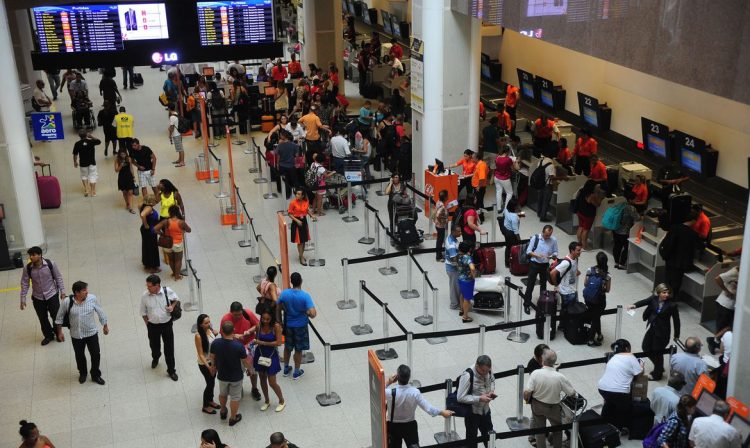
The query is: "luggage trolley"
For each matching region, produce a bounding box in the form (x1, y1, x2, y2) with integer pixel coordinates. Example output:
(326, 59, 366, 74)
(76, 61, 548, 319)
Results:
(323, 173, 356, 214)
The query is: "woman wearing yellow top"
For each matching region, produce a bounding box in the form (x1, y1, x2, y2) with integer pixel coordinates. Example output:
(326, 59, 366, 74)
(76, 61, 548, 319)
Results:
(158, 179, 184, 220)
(287, 187, 316, 265)
(153, 205, 192, 280)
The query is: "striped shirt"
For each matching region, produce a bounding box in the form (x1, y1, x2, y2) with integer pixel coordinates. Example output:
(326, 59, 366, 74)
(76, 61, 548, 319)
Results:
(55, 294, 107, 339)
(20, 259, 65, 304)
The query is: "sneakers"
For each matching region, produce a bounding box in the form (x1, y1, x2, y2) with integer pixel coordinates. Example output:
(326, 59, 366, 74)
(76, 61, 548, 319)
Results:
(251, 388, 262, 401)
(292, 369, 305, 380)
(282, 366, 292, 377)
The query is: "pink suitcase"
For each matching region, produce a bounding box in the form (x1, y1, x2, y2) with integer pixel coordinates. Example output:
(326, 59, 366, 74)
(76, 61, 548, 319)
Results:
(36, 166, 61, 209)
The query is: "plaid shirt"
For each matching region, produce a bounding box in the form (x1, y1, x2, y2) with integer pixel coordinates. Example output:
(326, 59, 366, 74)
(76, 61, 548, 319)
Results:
(658, 411, 688, 448)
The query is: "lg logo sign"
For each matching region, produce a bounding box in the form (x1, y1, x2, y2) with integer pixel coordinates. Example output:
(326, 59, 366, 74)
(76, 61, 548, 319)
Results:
(151, 51, 179, 64)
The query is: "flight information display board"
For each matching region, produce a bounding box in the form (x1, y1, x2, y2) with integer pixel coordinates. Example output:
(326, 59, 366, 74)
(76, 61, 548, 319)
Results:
(640, 117, 670, 160)
(33, 5, 124, 53)
(197, 0, 274, 46)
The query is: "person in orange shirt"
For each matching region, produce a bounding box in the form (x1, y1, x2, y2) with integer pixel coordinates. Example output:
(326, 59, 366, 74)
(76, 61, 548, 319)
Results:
(288, 54, 303, 79)
(497, 106, 513, 136)
(471, 152, 490, 209)
(631, 175, 649, 213)
(574, 129, 598, 176)
(589, 154, 608, 185)
(505, 84, 520, 121)
(690, 204, 711, 240)
(288, 187, 316, 265)
(271, 60, 288, 83)
(450, 149, 477, 197)
(479, 101, 486, 121)
(556, 138, 573, 174)
(299, 106, 331, 164)
(531, 115, 560, 156)
(153, 205, 192, 281)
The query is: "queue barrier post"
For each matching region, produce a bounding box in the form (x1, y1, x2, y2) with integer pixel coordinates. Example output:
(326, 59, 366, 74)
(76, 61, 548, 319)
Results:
(505, 364, 530, 430)
(426, 288, 447, 345)
(238, 204, 254, 250)
(231, 189, 244, 230)
(507, 287, 530, 343)
(185, 260, 196, 312)
(214, 159, 228, 198)
(367, 212, 385, 256)
(415, 270, 433, 325)
(378, 241, 398, 276)
(358, 204, 374, 244)
(253, 148, 268, 183)
(490, 206, 497, 242)
(478, 324, 486, 356)
(252, 235, 265, 283)
(400, 249, 419, 299)
(180, 234, 189, 277)
(488, 431, 497, 447)
(375, 303, 398, 360)
(543, 314, 552, 346)
(336, 258, 357, 310)
(571, 417, 580, 448)
(615, 305, 623, 340)
(308, 218, 325, 267)
(434, 379, 461, 443)
(206, 153, 218, 184)
(277, 178, 287, 214)
(376, 176, 385, 196)
(244, 136, 256, 156)
(501, 277, 513, 332)
(342, 181, 359, 223)
(351, 280, 373, 335)
(406, 332, 420, 387)
(423, 215, 435, 240)
(315, 343, 342, 406)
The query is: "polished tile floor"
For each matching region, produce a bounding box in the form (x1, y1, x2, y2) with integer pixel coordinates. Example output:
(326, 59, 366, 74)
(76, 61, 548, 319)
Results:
(0, 68, 714, 448)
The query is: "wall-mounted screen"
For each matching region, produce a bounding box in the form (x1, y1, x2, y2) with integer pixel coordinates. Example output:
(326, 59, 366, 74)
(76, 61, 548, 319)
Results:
(521, 80, 534, 99)
(647, 134, 667, 158)
(391, 16, 401, 37)
(197, 0, 274, 46)
(541, 89, 553, 107)
(119, 4, 169, 40)
(381, 11, 392, 33)
(583, 106, 598, 127)
(33, 5, 124, 53)
(681, 148, 702, 173)
(481, 62, 491, 80)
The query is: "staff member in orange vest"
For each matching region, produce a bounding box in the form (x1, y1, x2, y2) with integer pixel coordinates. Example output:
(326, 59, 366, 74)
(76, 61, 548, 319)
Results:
(690, 204, 711, 241)
(531, 115, 560, 157)
(497, 106, 513, 136)
(589, 154, 609, 191)
(450, 149, 477, 197)
(505, 84, 520, 121)
(471, 152, 490, 210)
(574, 129, 598, 176)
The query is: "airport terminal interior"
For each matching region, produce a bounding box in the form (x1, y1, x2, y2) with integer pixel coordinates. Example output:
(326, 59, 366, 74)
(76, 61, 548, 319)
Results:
(0, 0, 749, 447)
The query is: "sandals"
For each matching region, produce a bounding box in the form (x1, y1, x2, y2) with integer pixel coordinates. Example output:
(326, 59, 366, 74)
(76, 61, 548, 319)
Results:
(202, 408, 217, 415)
(275, 403, 286, 412)
(220, 409, 228, 420)
(228, 414, 242, 426)
(462, 317, 474, 323)
(209, 403, 221, 409)
(300, 258, 307, 266)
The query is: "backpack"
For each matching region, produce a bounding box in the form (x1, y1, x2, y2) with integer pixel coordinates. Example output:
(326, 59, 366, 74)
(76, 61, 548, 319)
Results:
(305, 164, 320, 187)
(519, 234, 542, 265)
(177, 115, 191, 134)
(530, 159, 552, 189)
(61, 296, 75, 328)
(583, 268, 606, 305)
(453, 207, 467, 230)
(642, 420, 669, 448)
(602, 202, 626, 230)
(549, 257, 573, 286)
(445, 368, 474, 418)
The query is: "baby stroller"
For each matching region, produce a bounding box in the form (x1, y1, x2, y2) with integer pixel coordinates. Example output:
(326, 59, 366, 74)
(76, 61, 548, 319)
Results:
(72, 92, 95, 131)
(323, 173, 356, 214)
(390, 195, 423, 248)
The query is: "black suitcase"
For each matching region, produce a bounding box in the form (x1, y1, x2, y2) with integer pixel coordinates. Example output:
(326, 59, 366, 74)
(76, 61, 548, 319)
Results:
(262, 96, 275, 114)
(396, 220, 421, 246)
(535, 290, 557, 340)
(564, 301, 590, 345)
(606, 168, 619, 196)
(668, 193, 691, 226)
(579, 410, 621, 448)
(473, 292, 503, 310)
(629, 399, 655, 440)
(132, 73, 144, 86)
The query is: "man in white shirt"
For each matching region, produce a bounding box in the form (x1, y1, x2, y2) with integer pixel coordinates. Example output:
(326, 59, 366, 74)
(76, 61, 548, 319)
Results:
(385, 364, 452, 447)
(549, 241, 582, 332)
(329, 127, 351, 175)
(669, 337, 708, 395)
(457, 355, 496, 447)
(523, 349, 576, 448)
(689, 400, 742, 448)
(650, 371, 685, 423)
(33, 80, 52, 112)
(140, 274, 180, 381)
(167, 104, 184, 167)
(708, 266, 738, 353)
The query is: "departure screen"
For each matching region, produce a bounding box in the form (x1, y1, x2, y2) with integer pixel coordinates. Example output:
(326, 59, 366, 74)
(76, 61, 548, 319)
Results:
(521, 80, 535, 99)
(583, 106, 598, 127)
(33, 5, 124, 52)
(541, 89, 553, 107)
(197, 0, 274, 46)
(646, 134, 667, 158)
(681, 148, 702, 173)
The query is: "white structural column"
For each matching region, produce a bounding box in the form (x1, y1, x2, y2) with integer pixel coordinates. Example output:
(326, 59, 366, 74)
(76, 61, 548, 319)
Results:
(300, 0, 345, 95)
(0, 0, 45, 250)
(411, 0, 481, 177)
(301, 0, 317, 75)
(726, 194, 750, 403)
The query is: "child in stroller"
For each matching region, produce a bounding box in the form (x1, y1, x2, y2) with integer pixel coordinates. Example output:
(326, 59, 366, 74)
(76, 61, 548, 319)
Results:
(72, 90, 95, 130)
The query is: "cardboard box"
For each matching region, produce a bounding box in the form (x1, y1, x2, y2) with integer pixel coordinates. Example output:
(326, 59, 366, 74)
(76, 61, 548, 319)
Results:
(631, 373, 649, 401)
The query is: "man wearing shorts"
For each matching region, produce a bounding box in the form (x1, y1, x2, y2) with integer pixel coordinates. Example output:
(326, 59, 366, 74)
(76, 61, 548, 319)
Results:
(276, 272, 317, 380)
(129, 138, 158, 197)
(210, 320, 252, 427)
(221, 302, 262, 401)
(167, 104, 185, 167)
(72, 131, 101, 197)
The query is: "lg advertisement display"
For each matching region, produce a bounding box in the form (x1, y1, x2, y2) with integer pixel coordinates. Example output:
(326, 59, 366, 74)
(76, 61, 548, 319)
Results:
(119, 4, 169, 41)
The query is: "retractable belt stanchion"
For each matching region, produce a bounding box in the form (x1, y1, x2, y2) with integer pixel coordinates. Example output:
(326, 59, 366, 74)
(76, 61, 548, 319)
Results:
(214, 159, 228, 198)
(490, 206, 497, 242)
(508, 287, 530, 343)
(505, 364, 530, 430)
(478, 324, 486, 356)
(252, 235, 266, 283)
(206, 152, 218, 184)
(315, 343, 341, 406)
(424, 213, 435, 240)
(400, 249, 419, 299)
(376, 176, 385, 196)
(358, 203, 375, 244)
(378, 238, 398, 276)
(185, 259, 197, 312)
(544, 314, 552, 346)
(367, 211, 385, 255)
(488, 431, 497, 447)
(308, 218, 325, 266)
(336, 258, 356, 310)
(253, 145, 268, 182)
(244, 136, 256, 156)
(571, 417, 580, 448)
(342, 180, 359, 223)
(406, 332, 420, 387)
(415, 271, 433, 325)
(434, 379, 460, 443)
(426, 288, 447, 344)
(179, 234, 189, 277)
(190, 275, 204, 334)
(615, 305, 623, 340)
(375, 303, 398, 360)
(351, 280, 373, 335)
(263, 159, 278, 199)
(232, 189, 244, 230)
(501, 277, 513, 331)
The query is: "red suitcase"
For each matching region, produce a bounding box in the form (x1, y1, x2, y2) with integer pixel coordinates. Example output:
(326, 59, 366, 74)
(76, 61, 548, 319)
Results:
(36, 166, 61, 209)
(509, 244, 529, 276)
(475, 246, 496, 275)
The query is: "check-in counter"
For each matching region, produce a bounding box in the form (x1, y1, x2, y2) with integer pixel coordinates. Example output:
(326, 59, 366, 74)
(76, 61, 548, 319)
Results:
(554, 175, 588, 234)
(626, 214, 666, 287)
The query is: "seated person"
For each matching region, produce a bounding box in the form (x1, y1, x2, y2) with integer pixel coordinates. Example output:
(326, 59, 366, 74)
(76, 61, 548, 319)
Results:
(631, 175, 649, 213)
(72, 90, 93, 128)
(556, 137, 574, 174)
(690, 204, 711, 241)
(589, 154, 608, 190)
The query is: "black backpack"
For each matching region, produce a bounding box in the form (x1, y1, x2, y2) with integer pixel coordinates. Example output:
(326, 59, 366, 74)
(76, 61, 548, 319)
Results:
(177, 116, 191, 134)
(446, 368, 474, 417)
(530, 159, 552, 189)
(61, 296, 75, 328)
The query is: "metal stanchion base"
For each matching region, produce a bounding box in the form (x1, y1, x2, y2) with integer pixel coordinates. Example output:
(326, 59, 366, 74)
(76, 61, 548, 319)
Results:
(379, 266, 399, 275)
(415, 315, 433, 326)
(506, 416, 530, 430)
(238, 240, 253, 248)
(336, 299, 357, 310)
(426, 336, 447, 345)
(351, 324, 373, 335)
(248, 166, 259, 173)
(315, 392, 341, 406)
(308, 258, 326, 267)
(434, 431, 461, 444)
(206, 178, 219, 184)
(215, 192, 229, 199)
(245, 256, 259, 264)
(208, 140, 220, 148)
(375, 348, 398, 360)
(368, 247, 386, 255)
(423, 233, 436, 241)
(358, 236, 375, 244)
(231, 223, 244, 230)
(253, 274, 262, 283)
(400, 289, 419, 299)
(180, 267, 188, 276)
(232, 139, 247, 145)
(507, 330, 530, 342)
(301, 352, 314, 363)
(263, 192, 279, 199)
(253, 177, 268, 184)
(342, 216, 359, 223)
(244, 148, 254, 155)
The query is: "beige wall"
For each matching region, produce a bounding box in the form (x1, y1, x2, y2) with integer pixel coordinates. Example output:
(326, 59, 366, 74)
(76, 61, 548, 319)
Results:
(500, 30, 750, 188)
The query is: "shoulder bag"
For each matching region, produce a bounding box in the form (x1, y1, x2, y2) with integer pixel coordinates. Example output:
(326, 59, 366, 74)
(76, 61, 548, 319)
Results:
(164, 287, 182, 321)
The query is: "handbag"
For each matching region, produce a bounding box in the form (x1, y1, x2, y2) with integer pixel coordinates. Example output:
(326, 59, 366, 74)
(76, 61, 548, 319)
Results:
(158, 92, 169, 106)
(164, 287, 182, 321)
(157, 234, 173, 248)
(257, 345, 273, 367)
(294, 151, 306, 169)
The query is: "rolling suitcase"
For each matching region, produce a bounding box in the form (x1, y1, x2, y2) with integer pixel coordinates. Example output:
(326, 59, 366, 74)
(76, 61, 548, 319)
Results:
(563, 301, 590, 345)
(475, 245, 496, 275)
(261, 96, 274, 114)
(535, 290, 557, 340)
(668, 193, 691, 226)
(579, 409, 621, 448)
(132, 73, 144, 86)
(261, 115, 275, 132)
(473, 292, 503, 310)
(628, 399, 655, 440)
(36, 166, 61, 209)
(509, 244, 529, 276)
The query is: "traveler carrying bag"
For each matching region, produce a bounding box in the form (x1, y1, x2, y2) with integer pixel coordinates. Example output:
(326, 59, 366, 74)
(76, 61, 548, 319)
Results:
(132, 73, 144, 86)
(583, 268, 606, 305)
(578, 409, 621, 448)
(529, 160, 552, 189)
(549, 256, 573, 286)
(164, 287, 182, 321)
(629, 398, 655, 440)
(61, 296, 75, 328)
(446, 368, 474, 417)
(602, 202, 626, 231)
(510, 244, 529, 276)
(472, 292, 503, 310)
(475, 235, 496, 275)
(157, 234, 173, 248)
(563, 301, 590, 345)
(36, 165, 62, 209)
(535, 290, 558, 340)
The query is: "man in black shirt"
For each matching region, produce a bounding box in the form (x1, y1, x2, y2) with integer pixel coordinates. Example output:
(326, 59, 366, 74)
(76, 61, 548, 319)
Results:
(275, 130, 300, 199)
(660, 212, 700, 299)
(72, 131, 101, 197)
(129, 138, 158, 197)
(657, 163, 689, 211)
(481, 116, 501, 154)
(98, 75, 121, 107)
